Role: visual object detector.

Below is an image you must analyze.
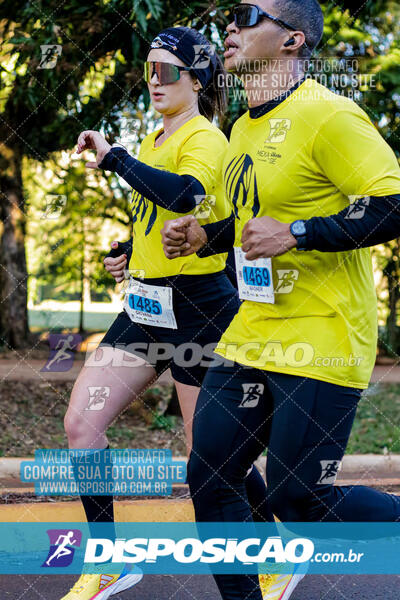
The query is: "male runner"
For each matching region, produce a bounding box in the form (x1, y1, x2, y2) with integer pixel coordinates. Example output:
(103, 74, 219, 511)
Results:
(161, 1, 400, 598)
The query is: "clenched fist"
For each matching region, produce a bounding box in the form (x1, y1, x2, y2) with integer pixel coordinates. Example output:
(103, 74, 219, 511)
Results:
(103, 241, 127, 283)
(242, 216, 297, 260)
(161, 215, 207, 259)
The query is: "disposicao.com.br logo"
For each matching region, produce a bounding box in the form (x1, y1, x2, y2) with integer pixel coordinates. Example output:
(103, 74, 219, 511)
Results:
(85, 536, 313, 565)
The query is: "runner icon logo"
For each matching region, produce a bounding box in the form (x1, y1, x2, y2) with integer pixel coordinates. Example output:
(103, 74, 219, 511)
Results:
(317, 460, 342, 485)
(345, 196, 370, 219)
(42, 529, 82, 567)
(275, 269, 299, 294)
(266, 119, 291, 143)
(191, 44, 216, 69)
(239, 383, 264, 408)
(41, 333, 81, 373)
(122, 270, 146, 293)
(124, 269, 146, 281)
(86, 386, 110, 411)
(42, 194, 66, 219)
(194, 195, 216, 219)
(38, 44, 62, 69)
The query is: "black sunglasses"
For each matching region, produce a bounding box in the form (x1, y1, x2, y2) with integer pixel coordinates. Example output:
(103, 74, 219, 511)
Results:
(233, 3, 297, 31)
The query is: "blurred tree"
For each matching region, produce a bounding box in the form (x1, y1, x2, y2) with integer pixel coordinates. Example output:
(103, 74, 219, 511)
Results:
(26, 158, 131, 332)
(0, 0, 227, 347)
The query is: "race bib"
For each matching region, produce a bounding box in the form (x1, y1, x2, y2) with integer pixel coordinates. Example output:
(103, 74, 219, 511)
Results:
(234, 247, 275, 304)
(124, 280, 177, 329)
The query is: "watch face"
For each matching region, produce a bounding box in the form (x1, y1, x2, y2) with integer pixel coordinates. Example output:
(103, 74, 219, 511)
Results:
(292, 220, 306, 236)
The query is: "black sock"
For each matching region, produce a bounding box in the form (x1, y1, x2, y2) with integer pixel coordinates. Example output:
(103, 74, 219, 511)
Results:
(70, 445, 116, 541)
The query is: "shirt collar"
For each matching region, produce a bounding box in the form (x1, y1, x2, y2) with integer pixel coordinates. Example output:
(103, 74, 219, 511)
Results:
(249, 77, 305, 119)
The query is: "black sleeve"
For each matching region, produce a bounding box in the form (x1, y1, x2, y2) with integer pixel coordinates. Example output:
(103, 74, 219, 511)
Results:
(304, 194, 400, 252)
(105, 238, 133, 262)
(98, 147, 205, 213)
(197, 211, 235, 257)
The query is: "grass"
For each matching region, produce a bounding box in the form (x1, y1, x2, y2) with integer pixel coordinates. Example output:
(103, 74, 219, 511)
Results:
(346, 384, 400, 454)
(28, 307, 118, 332)
(0, 381, 399, 457)
(0, 380, 186, 457)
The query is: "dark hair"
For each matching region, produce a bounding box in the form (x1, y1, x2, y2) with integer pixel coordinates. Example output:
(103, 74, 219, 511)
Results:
(182, 28, 227, 122)
(274, 0, 324, 58)
(196, 52, 228, 122)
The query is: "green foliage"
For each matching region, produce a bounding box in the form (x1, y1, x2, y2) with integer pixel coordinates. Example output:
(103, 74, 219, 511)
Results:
(347, 384, 400, 454)
(150, 414, 177, 431)
(25, 157, 131, 305)
(0, 0, 233, 156)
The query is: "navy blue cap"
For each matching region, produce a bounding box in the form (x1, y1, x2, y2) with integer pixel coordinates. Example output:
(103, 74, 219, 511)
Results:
(149, 27, 217, 88)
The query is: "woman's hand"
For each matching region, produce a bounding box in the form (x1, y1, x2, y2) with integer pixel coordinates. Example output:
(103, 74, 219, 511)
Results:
(103, 241, 128, 283)
(76, 130, 111, 169)
(161, 215, 207, 259)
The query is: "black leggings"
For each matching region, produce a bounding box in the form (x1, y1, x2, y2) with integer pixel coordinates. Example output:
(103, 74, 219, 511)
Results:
(188, 362, 400, 599)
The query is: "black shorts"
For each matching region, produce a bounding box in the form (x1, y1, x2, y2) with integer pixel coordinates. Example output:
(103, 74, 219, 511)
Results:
(99, 271, 240, 386)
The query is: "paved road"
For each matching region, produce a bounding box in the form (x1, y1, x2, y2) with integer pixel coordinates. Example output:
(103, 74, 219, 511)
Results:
(1, 574, 400, 599)
(372, 364, 400, 384)
(0, 359, 172, 383)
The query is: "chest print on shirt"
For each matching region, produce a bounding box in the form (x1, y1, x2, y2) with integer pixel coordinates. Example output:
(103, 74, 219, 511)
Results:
(256, 118, 291, 163)
(130, 189, 158, 236)
(224, 153, 260, 219)
(265, 118, 292, 143)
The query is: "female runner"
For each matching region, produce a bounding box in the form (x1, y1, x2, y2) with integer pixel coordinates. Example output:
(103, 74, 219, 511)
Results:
(61, 26, 272, 600)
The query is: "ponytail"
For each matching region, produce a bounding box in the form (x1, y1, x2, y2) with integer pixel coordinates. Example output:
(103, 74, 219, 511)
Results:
(197, 53, 228, 122)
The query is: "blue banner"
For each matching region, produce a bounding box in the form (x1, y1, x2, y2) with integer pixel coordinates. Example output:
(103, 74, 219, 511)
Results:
(1, 522, 400, 575)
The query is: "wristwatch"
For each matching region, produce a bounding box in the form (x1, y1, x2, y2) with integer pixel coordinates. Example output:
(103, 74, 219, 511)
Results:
(290, 220, 308, 251)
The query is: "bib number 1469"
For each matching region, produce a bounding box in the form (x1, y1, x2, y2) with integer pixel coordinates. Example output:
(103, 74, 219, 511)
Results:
(243, 266, 270, 287)
(234, 247, 275, 304)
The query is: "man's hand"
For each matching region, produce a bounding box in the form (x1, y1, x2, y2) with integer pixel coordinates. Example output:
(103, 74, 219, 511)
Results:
(241, 216, 297, 260)
(76, 130, 111, 169)
(104, 241, 127, 283)
(161, 215, 207, 259)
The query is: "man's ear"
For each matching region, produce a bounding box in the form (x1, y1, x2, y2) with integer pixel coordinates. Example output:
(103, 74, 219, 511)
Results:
(281, 31, 306, 53)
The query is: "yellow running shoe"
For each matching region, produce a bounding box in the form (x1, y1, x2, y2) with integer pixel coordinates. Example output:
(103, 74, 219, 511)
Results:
(259, 570, 305, 600)
(60, 566, 143, 599)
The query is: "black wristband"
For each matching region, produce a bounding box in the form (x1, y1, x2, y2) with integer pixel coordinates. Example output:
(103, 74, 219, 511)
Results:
(196, 213, 235, 257)
(98, 147, 127, 171)
(105, 238, 133, 261)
